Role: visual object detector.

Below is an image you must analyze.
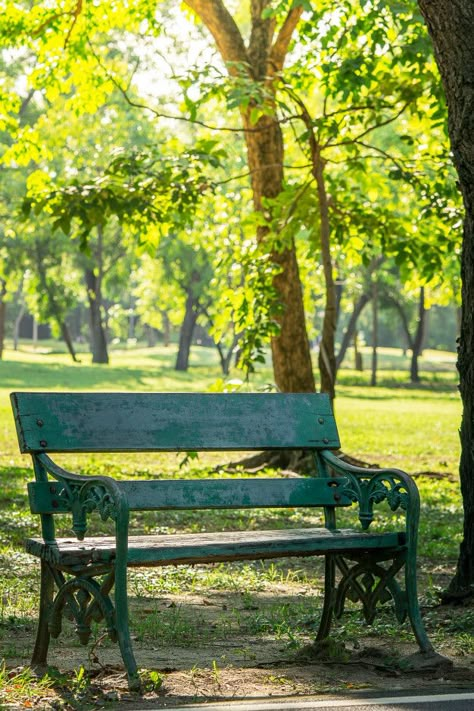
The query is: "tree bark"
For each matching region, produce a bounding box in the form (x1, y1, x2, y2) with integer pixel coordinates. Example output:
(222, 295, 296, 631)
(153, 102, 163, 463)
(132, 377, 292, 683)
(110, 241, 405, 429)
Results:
(184, 0, 315, 393)
(417, 0, 474, 596)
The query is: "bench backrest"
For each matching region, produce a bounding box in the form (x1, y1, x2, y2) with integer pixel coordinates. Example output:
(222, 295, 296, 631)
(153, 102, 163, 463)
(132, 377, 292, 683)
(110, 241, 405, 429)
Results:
(10, 392, 340, 453)
(11, 392, 349, 522)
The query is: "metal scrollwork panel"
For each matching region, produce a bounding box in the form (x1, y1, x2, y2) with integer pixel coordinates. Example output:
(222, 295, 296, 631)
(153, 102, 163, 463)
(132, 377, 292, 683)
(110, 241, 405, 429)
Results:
(47, 567, 117, 646)
(341, 473, 410, 530)
(57, 481, 119, 540)
(333, 552, 408, 625)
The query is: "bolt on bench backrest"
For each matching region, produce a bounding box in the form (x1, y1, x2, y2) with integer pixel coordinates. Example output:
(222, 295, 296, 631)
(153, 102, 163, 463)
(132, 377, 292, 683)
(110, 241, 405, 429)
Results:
(11, 392, 349, 516)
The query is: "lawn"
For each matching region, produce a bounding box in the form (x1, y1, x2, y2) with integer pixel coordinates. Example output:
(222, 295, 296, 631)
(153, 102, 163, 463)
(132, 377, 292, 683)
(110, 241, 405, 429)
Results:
(0, 342, 468, 709)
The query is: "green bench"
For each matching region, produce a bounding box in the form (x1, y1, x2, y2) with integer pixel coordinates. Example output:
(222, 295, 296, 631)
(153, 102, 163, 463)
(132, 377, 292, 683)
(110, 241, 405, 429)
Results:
(11, 391, 436, 690)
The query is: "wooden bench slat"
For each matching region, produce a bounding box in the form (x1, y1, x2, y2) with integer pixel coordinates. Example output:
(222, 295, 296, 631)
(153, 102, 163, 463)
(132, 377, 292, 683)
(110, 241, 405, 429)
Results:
(25, 528, 406, 567)
(11, 392, 340, 453)
(28, 477, 353, 513)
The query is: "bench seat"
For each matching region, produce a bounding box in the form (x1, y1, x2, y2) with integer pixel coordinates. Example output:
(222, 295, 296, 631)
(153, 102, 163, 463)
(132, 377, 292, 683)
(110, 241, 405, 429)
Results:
(26, 528, 406, 568)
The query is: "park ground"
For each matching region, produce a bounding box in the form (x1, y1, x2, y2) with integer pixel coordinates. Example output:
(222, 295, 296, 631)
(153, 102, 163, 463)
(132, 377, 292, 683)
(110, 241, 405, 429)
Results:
(0, 343, 473, 709)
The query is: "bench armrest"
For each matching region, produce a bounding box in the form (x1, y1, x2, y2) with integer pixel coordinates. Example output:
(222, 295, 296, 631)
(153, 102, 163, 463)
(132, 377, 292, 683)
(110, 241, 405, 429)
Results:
(319, 449, 420, 543)
(36, 453, 130, 543)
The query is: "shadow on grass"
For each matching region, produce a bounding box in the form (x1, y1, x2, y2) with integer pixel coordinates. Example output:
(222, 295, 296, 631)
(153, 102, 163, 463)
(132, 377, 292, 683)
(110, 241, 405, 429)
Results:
(337, 375, 458, 396)
(0, 359, 196, 391)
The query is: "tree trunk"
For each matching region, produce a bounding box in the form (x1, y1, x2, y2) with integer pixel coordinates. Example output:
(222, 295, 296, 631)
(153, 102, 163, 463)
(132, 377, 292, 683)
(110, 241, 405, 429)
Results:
(214, 332, 240, 376)
(0, 279, 6, 360)
(184, 0, 314, 394)
(162, 312, 171, 347)
(354, 331, 363, 371)
(145, 324, 158, 347)
(336, 293, 371, 372)
(175, 292, 198, 371)
(313, 159, 337, 401)
(371, 281, 378, 387)
(60, 321, 79, 363)
(128, 297, 136, 341)
(14, 303, 25, 351)
(410, 286, 426, 384)
(418, 0, 474, 596)
(388, 297, 415, 354)
(242, 111, 314, 393)
(85, 267, 109, 364)
(34, 246, 79, 363)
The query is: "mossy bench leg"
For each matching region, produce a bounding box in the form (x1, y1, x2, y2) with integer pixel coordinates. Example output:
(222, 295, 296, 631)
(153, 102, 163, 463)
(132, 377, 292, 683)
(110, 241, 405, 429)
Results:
(31, 561, 54, 667)
(405, 553, 434, 654)
(114, 553, 140, 691)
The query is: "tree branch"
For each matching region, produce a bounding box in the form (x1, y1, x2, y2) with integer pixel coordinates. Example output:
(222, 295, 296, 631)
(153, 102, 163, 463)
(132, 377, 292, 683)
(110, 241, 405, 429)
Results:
(325, 102, 411, 149)
(183, 0, 249, 76)
(86, 38, 244, 133)
(269, 6, 304, 73)
(352, 140, 408, 173)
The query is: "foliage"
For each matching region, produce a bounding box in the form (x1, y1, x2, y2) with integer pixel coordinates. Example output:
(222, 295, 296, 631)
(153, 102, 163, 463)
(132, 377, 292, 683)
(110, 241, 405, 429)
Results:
(0, 0, 463, 375)
(22, 141, 226, 246)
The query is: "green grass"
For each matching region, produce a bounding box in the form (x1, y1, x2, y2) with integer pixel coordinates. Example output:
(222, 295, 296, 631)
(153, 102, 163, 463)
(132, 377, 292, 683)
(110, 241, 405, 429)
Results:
(0, 342, 462, 469)
(0, 342, 467, 707)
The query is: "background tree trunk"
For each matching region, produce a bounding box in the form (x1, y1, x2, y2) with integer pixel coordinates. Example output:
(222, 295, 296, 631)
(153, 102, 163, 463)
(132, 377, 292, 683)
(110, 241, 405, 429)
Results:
(388, 297, 414, 354)
(60, 321, 79, 363)
(336, 293, 371, 372)
(84, 267, 109, 364)
(13, 302, 25, 351)
(410, 286, 426, 384)
(354, 330, 363, 371)
(175, 292, 198, 371)
(0, 279, 6, 360)
(371, 281, 378, 387)
(162, 313, 171, 347)
(418, 0, 474, 596)
(313, 159, 337, 401)
(34, 247, 79, 363)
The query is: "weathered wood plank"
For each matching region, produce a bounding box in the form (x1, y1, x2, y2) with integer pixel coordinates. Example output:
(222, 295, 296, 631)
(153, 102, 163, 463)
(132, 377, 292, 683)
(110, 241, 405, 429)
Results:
(28, 477, 352, 513)
(25, 528, 406, 567)
(11, 392, 340, 453)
